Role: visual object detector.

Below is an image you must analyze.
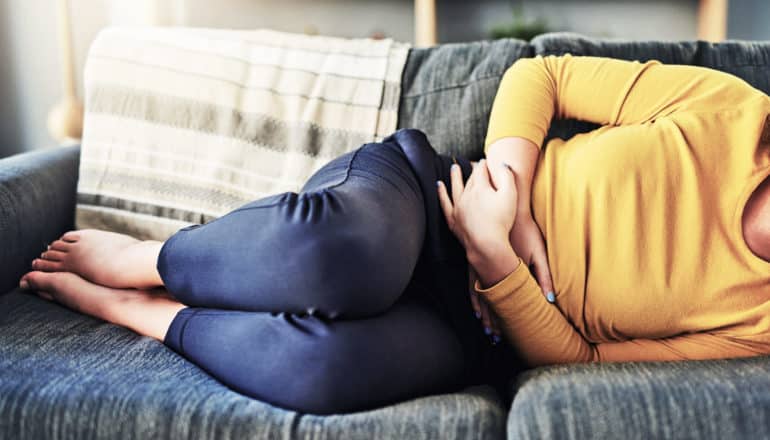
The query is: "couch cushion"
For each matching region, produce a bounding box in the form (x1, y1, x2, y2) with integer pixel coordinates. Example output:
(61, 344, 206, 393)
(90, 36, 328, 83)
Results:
(693, 39, 770, 95)
(0, 290, 506, 440)
(508, 358, 770, 439)
(531, 31, 700, 63)
(398, 38, 532, 160)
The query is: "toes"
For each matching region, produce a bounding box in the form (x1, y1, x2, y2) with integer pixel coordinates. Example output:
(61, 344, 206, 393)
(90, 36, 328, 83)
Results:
(61, 230, 81, 243)
(49, 240, 73, 251)
(31, 258, 62, 272)
(19, 273, 30, 290)
(41, 249, 66, 262)
(19, 272, 57, 302)
(21, 271, 54, 292)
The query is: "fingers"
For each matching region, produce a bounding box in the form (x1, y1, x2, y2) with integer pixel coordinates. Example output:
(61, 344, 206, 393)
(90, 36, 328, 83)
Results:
(471, 291, 501, 344)
(469, 158, 491, 190)
(478, 298, 502, 344)
(487, 161, 517, 193)
(489, 312, 503, 344)
(436, 181, 454, 229)
(438, 159, 469, 229)
(450, 162, 464, 204)
(474, 159, 492, 186)
(470, 270, 500, 344)
(531, 248, 557, 303)
(479, 299, 492, 334)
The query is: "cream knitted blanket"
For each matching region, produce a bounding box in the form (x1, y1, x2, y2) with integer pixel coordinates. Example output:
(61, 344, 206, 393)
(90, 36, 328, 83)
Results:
(76, 26, 410, 240)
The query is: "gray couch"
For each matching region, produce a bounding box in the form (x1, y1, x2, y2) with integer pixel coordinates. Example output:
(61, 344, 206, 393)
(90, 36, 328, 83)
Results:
(3, 32, 770, 439)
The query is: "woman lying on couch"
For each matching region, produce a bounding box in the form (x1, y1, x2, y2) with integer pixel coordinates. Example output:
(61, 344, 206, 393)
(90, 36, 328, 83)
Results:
(18, 54, 770, 415)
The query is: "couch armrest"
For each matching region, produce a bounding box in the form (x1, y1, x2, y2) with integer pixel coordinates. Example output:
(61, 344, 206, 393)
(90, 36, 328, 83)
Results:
(0, 146, 80, 293)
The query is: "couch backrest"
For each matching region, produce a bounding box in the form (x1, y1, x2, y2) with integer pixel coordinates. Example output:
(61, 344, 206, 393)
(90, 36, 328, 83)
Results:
(399, 32, 770, 160)
(398, 39, 531, 161)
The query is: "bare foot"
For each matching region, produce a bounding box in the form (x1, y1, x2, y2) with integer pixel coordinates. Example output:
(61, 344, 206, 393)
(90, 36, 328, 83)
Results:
(19, 270, 185, 341)
(31, 229, 164, 290)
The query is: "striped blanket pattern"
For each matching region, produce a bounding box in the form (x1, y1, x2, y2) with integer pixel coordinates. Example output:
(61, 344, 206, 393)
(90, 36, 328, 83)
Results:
(76, 26, 410, 240)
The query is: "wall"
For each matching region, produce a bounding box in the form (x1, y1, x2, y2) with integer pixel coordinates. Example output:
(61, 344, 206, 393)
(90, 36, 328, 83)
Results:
(182, 0, 414, 40)
(0, 0, 108, 155)
(0, 0, 22, 158)
(728, 0, 770, 40)
(440, 0, 698, 43)
(1, 0, 61, 155)
(0, 0, 705, 157)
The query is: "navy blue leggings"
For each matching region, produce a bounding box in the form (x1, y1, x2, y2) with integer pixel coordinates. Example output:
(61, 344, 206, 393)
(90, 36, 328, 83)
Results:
(159, 128, 522, 415)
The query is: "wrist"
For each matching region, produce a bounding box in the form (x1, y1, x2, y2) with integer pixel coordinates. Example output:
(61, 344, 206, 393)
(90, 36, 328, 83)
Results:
(514, 207, 534, 225)
(466, 240, 521, 289)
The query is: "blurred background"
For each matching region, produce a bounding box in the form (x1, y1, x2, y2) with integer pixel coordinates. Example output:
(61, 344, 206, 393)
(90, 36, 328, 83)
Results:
(0, 0, 765, 157)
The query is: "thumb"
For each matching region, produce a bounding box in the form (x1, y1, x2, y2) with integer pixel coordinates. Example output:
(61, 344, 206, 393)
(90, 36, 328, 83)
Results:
(488, 161, 516, 193)
(530, 250, 557, 303)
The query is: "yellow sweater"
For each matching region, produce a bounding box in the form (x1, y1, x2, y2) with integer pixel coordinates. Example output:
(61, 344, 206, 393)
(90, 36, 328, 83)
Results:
(479, 54, 770, 365)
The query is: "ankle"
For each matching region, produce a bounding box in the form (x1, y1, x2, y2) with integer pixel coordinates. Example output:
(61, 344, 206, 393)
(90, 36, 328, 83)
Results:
(144, 241, 165, 284)
(101, 290, 146, 323)
(106, 290, 185, 341)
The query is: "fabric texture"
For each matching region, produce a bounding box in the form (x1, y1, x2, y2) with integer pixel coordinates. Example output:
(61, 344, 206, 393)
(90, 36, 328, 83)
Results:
(76, 26, 410, 241)
(0, 146, 80, 295)
(397, 38, 532, 160)
(0, 289, 506, 439)
(508, 357, 770, 439)
(480, 54, 770, 364)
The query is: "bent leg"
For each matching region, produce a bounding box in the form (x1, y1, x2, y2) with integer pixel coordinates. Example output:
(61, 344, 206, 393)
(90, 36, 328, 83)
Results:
(157, 131, 434, 319)
(162, 296, 467, 415)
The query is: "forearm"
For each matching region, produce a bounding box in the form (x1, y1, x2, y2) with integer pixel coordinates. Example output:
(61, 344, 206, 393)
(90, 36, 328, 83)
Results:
(466, 239, 520, 289)
(468, 243, 599, 366)
(484, 137, 539, 218)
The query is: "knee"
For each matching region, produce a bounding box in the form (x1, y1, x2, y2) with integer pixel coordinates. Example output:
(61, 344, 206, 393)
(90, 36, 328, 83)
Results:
(307, 215, 423, 318)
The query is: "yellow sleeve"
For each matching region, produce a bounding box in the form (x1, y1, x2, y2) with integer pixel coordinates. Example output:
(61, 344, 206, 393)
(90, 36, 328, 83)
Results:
(595, 333, 766, 362)
(484, 53, 764, 152)
(474, 256, 599, 366)
(475, 260, 767, 366)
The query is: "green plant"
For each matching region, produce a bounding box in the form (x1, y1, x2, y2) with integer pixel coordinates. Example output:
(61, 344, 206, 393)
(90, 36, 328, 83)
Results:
(489, 1, 550, 41)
